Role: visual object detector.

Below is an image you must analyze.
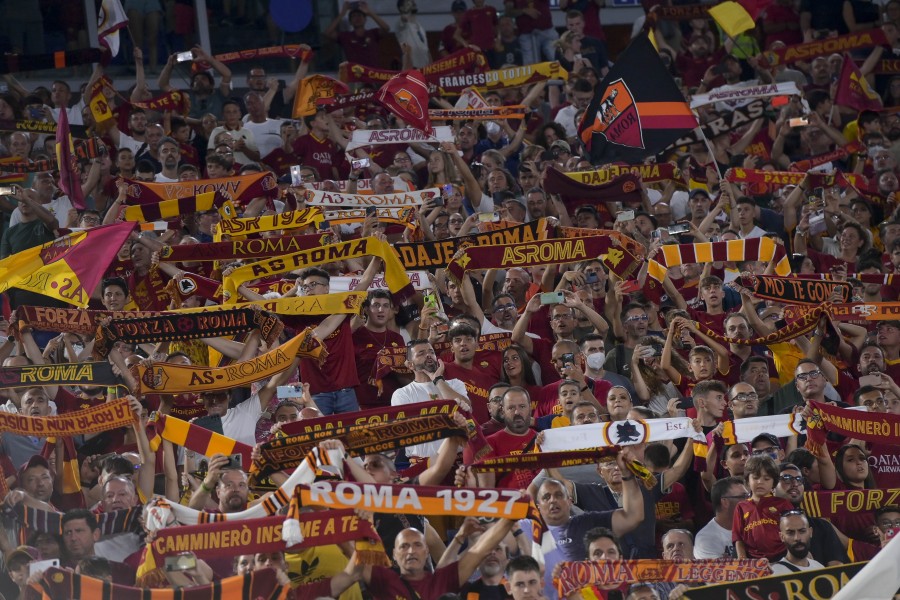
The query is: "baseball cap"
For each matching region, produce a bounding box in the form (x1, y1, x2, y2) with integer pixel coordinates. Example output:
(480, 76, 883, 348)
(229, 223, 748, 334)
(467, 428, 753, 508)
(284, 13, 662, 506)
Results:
(689, 188, 711, 199)
(6, 546, 39, 567)
(17, 455, 51, 486)
(550, 140, 572, 154)
(751, 433, 779, 448)
(451, 0, 466, 11)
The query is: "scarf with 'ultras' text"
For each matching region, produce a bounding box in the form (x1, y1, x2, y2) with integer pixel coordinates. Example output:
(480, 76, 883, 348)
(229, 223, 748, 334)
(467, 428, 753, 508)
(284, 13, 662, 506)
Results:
(133, 329, 323, 394)
(214, 207, 323, 240)
(222, 237, 413, 303)
(447, 236, 641, 283)
(123, 171, 278, 205)
(158, 231, 334, 262)
(555, 559, 771, 596)
(147, 413, 254, 467)
(0, 361, 117, 390)
(0, 398, 132, 436)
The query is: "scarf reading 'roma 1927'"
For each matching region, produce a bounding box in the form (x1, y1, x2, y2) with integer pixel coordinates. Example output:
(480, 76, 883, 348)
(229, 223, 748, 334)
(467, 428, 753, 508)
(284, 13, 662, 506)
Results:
(123, 171, 278, 205)
(133, 329, 322, 395)
(214, 207, 324, 240)
(0, 398, 132, 436)
(555, 559, 771, 596)
(30, 568, 289, 600)
(447, 236, 641, 283)
(0, 361, 117, 390)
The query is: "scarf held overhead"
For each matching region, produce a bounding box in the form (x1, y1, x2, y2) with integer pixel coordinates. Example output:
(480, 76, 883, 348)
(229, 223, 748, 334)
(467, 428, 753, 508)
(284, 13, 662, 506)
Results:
(158, 232, 333, 263)
(0, 361, 117, 390)
(741, 274, 852, 304)
(215, 207, 323, 240)
(0, 398, 132, 437)
(542, 168, 643, 204)
(680, 562, 866, 600)
(302, 187, 438, 208)
(807, 400, 900, 448)
(694, 303, 825, 346)
(147, 413, 254, 466)
(280, 399, 458, 436)
(123, 171, 278, 205)
(647, 238, 790, 288)
(121, 191, 235, 222)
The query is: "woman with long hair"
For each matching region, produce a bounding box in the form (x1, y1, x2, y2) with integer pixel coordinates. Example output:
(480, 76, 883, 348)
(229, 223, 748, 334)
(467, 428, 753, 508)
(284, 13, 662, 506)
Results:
(630, 336, 687, 416)
(425, 150, 458, 189)
(500, 345, 541, 400)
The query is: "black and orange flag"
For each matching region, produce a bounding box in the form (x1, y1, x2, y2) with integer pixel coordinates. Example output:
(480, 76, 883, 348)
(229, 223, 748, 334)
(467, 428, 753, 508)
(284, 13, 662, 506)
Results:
(376, 69, 433, 134)
(579, 33, 697, 164)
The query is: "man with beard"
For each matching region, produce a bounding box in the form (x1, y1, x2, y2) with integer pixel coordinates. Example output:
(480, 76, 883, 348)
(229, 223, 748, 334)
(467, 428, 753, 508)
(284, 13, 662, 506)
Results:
(604, 303, 649, 380)
(695, 477, 748, 558)
(770, 512, 823, 574)
(61, 510, 133, 584)
(531, 340, 607, 419)
(159, 49, 232, 121)
(443, 323, 501, 423)
(459, 536, 512, 600)
(154, 137, 181, 182)
(190, 459, 255, 514)
(352, 290, 406, 411)
(483, 383, 510, 436)
(773, 463, 846, 565)
(471, 388, 537, 490)
(108, 109, 149, 156)
(391, 340, 470, 462)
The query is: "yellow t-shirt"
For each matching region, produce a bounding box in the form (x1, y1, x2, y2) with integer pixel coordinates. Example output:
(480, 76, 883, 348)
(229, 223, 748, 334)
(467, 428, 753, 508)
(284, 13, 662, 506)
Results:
(286, 544, 363, 600)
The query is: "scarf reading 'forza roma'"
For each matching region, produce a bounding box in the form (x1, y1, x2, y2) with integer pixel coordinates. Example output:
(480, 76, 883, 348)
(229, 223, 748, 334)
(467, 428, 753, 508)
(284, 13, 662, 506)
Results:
(447, 236, 640, 283)
(801, 487, 900, 518)
(555, 559, 771, 595)
(133, 330, 321, 395)
(222, 237, 413, 303)
(0, 361, 117, 390)
(214, 207, 324, 240)
(0, 398, 132, 436)
(680, 562, 866, 600)
(740, 274, 852, 304)
(158, 232, 334, 263)
(147, 413, 254, 466)
(29, 568, 289, 600)
(123, 171, 278, 205)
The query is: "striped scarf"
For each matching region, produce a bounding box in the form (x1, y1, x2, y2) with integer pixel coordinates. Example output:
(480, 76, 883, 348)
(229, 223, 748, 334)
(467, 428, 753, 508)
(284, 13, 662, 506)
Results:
(147, 413, 254, 466)
(15, 504, 142, 537)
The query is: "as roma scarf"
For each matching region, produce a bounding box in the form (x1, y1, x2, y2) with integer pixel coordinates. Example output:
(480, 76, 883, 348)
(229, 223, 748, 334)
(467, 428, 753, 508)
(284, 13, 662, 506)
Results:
(725, 167, 871, 193)
(340, 47, 486, 85)
(159, 232, 333, 263)
(819, 302, 900, 322)
(376, 70, 433, 134)
(345, 126, 455, 153)
(429, 106, 527, 120)
(15, 504, 142, 537)
(559, 163, 681, 187)
(222, 237, 412, 303)
(123, 171, 277, 205)
(323, 206, 417, 230)
(212, 43, 313, 65)
(542, 168, 643, 204)
(328, 89, 377, 111)
(280, 399, 458, 436)
(539, 417, 705, 452)
(162, 271, 223, 306)
(789, 141, 867, 173)
(689, 81, 801, 109)
(131, 89, 190, 114)
(134, 330, 321, 394)
(0, 397, 132, 436)
(556, 559, 771, 596)
(807, 400, 900, 448)
(303, 187, 438, 208)
(669, 98, 768, 148)
(282, 509, 389, 567)
(122, 191, 235, 222)
(29, 567, 289, 600)
(800, 487, 900, 518)
(447, 236, 639, 283)
(214, 207, 323, 240)
(680, 562, 865, 600)
(374, 333, 511, 378)
(293, 74, 349, 117)
(647, 3, 712, 20)
(695, 303, 824, 346)
(252, 413, 465, 478)
(147, 413, 253, 466)
(553, 226, 645, 257)
(740, 273, 851, 304)
(392, 219, 548, 269)
(758, 28, 888, 67)
(0, 117, 87, 137)
(436, 61, 568, 94)
(293, 480, 530, 519)
(0, 361, 117, 390)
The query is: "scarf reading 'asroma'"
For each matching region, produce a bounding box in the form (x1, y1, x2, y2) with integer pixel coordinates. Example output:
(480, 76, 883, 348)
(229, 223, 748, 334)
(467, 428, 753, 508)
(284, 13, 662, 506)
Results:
(555, 559, 771, 596)
(0, 361, 117, 390)
(133, 329, 322, 394)
(447, 236, 640, 283)
(0, 398, 132, 437)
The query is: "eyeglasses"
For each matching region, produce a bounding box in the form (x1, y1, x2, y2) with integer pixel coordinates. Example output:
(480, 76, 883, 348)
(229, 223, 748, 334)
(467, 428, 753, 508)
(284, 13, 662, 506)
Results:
(730, 393, 759, 403)
(779, 474, 804, 485)
(489, 396, 504, 404)
(863, 397, 887, 408)
(493, 304, 516, 313)
(551, 313, 574, 321)
(299, 281, 328, 293)
(722, 492, 751, 500)
(795, 369, 822, 382)
(878, 519, 900, 527)
(625, 314, 649, 322)
(449, 218, 464, 224)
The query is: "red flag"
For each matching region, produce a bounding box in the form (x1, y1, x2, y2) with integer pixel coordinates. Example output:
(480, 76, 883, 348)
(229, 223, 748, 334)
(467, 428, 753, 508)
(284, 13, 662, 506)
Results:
(738, 0, 773, 21)
(835, 53, 883, 112)
(55, 107, 86, 210)
(375, 70, 433, 134)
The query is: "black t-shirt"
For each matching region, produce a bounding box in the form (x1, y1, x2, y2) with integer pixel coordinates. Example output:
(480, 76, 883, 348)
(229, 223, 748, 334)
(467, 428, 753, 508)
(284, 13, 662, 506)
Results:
(810, 515, 850, 564)
(553, 510, 615, 561)
(460, 579, 513, 600)
(575, 480, 664, 558)
(799, 0, 847, 33)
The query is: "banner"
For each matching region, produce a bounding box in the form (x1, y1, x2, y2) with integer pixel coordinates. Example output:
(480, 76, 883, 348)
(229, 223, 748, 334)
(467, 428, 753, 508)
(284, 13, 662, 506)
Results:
(579, 33, 696, 164)
(835, 52, 883, 112)
(670, 98, 768, 147)
(558, 163, 681, 187)
(292, 74, 349, 118)
(557, 559, 771, 596)
(682, 562, 866, 600)
(345, 126, 455, 153)
(436, 61, 568, 94)
(303, 187, 438, 208)
(0, 221, 136, 307)
(758, 28, 889, 67)
(215, 207, 323, 240)
(689, 81, 801, 109)
(123, 171, 277, 205)
(0, 398, 132, 437)
(134, 330, 321, 394)
(542, 168, 643, 206)
(0, 361, 117, 390)
(159, 232, 332, 263)
(296, 481, 529, 519)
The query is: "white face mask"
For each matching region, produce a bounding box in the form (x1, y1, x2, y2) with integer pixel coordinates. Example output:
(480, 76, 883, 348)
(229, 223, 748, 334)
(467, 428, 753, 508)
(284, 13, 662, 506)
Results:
(486, 121, 501, 136)
(586, 351, 606, 370)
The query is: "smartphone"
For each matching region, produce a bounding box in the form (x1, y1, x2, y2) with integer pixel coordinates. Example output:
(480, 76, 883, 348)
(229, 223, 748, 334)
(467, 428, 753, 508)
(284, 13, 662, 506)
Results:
(619, 280, 640, 294)
(351, 157, 370, 171)
(434, 323, 449, 335)
(561, 353, 575, 365)
(585, 272, 599, 284)
(678, 396, 695, 409)
(430, 196, 445, 207)
(812, 187, 824, 199)
(175, 51, 194, 63)
(277, 385, 305, 399)
(539, 291, 564, 305)
(859, 374, 882, 388)
(809, 210, 826, 236)
(289, 165, 305, 187)
(667, 223, 690, 235)
(224, 453, 243, 469)
(28, 559, 59, 576)
(789, 117, 809, 128)
(0, 186, 15, 196)
(442, 183, 453, 197)
(423, 290, 438, 309)
(615, 210, 635, 223)
(318, 220, 330, 230)
(28, 107, 42, 120)
(365, 205, 378, 217)
(651, 229, 662, 240)
(712, 62, 728, 75)
(478, 212, 500, 222)
(540, 150, 556, 162)
(165, 552, 197, 572)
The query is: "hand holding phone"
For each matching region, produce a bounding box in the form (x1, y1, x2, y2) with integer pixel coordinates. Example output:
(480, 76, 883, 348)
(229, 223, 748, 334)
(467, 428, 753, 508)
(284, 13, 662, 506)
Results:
(539, 291, 564, 305)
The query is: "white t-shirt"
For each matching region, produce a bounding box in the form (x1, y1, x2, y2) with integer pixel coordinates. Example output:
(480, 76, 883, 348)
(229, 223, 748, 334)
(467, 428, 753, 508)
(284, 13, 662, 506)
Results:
(769, 558, 824, 575)
(154, 173, 179, 183)
(395, 19, 431, 68)
(391, 379, 467, 458)
(738, 225, 767, 239)
(222, 394, 264, 446)
(52, 102, 86, 126)
(9, 195, 73, 228)
(208, 126, 259, 166)
(116, 131, 147, 156)
(243, 118, 284, 161)
(554, 105, 579, 139)
(693, 519, 734, 559)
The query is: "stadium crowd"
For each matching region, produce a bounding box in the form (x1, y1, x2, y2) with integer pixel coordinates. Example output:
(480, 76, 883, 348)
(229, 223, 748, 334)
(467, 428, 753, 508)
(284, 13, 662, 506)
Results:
(2, 0, 900, 599)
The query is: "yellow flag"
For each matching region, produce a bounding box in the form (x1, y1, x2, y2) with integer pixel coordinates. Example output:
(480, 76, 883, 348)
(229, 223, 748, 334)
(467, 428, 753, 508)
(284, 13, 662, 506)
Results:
(708, 1, 755, 38)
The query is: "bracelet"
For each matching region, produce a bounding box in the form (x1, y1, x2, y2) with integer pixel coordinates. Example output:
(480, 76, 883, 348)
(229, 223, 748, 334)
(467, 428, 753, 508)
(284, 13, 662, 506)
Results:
(433, 376, 445, 384)
(200, 481, 213, 493)
(620, 476, 635, 481)
(513, 529, 524, 537)
(581, 385, 589, 392)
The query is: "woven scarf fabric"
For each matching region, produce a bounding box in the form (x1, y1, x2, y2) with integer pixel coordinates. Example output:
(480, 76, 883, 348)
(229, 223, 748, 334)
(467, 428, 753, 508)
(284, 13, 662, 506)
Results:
(345, 126, 454, 153)
(759, 28, 888, 68)
(808, 400, 900, 447)
(436, 61, 568, 94)
(647, 238, 790, 289)
(789, 141, 866, 172)
(158, 232, 334, 263)
(340, 47, 486, 85)
(0, 398, 132, 436)
(800, 487, 900, 518)
(147, 413, 254, 466)
(303, 187, 438, 207)
(130, 89, 190, 114)
(556, 559, 771, 596)
(133, 330, 321, 395)
(741, 274, 852, 304)
(0, 361, 117, 390)
(15, 505, 142, 536)
(542, 168, 643, 204)
(322, 206, 417, 230)
(212, 44, 313, 64)
(694, 303, 823, 346)
(0, 117, 87, 137)
(122, 191, 234, 222)
(558, 163, 681, 186)
(429, 106, 527, 120)
(281, 509, 390, 567)
(680, 562, 866, 600)
(540, 417, 705, 452)
(725, 167, 873, 194)
(688, 81, 801, 109)
(123, 171, 278, 205)
(280, 399, 458, 436)
(214, 207, 323, 240)
(222, 237, 412, 304)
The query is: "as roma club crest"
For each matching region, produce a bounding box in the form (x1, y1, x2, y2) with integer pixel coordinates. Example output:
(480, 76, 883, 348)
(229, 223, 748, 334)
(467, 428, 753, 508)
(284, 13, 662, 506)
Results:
(590, 79, 644, 150)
